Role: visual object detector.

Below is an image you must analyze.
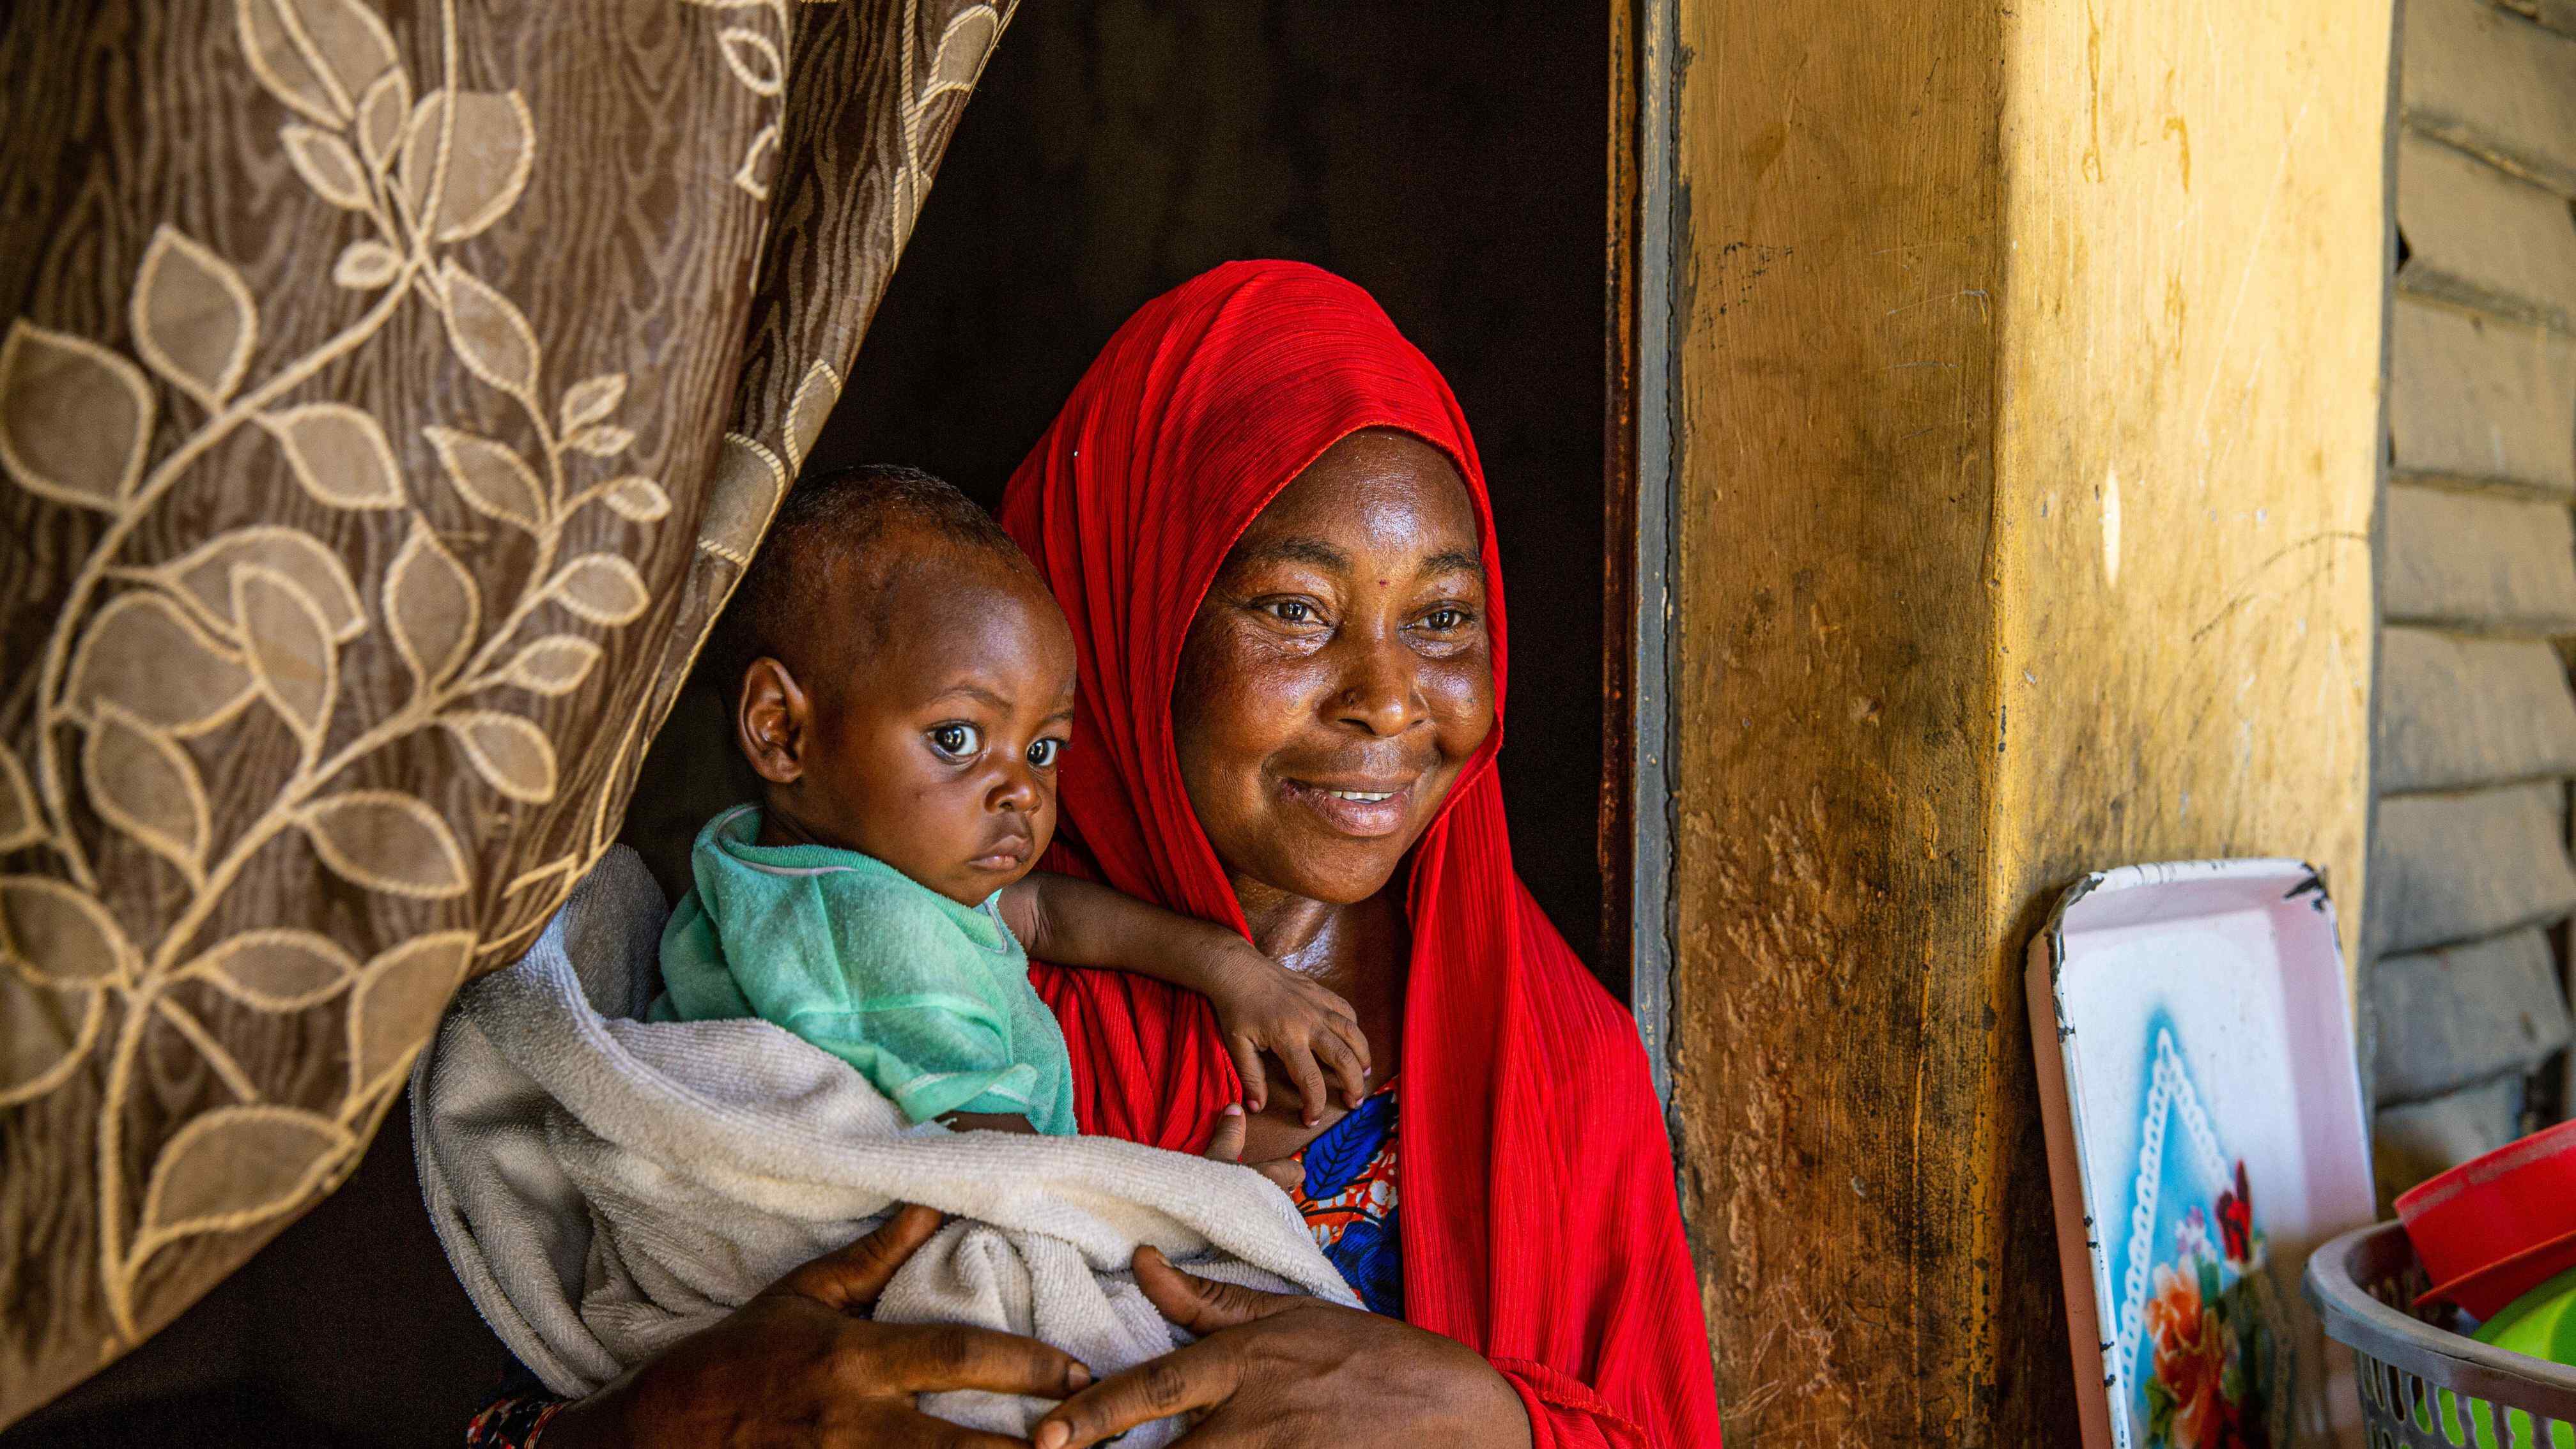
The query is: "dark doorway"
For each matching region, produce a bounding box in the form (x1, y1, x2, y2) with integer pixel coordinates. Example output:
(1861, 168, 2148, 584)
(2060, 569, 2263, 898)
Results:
(629, 1, 1613, 973)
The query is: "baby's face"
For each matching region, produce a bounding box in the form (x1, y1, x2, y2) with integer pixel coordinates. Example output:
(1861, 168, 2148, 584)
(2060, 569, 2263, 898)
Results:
(789, 548, 1077, 906)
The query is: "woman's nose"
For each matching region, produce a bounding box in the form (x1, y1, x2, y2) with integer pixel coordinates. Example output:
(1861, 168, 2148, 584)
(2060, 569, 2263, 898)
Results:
(1329, 638, 1424, 737)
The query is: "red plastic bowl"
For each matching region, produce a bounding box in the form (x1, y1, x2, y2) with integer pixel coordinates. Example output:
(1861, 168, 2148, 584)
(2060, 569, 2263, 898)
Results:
(2397, 1118, 2576, 1319)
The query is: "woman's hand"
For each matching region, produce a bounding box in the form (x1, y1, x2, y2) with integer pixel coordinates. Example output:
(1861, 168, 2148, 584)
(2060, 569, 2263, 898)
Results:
(1203, 940, 1371, 1125)
(540, 1204, 1091, 1448)
(1031, 1247, 1532, 1449)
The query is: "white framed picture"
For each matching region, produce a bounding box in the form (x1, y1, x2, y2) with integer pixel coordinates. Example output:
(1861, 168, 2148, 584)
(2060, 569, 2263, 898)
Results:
(2028, 859, 2377, 1449)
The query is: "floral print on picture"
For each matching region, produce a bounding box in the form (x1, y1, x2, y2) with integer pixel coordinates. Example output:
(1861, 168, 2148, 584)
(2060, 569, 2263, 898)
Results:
(2141, 1162, 2278, 1449)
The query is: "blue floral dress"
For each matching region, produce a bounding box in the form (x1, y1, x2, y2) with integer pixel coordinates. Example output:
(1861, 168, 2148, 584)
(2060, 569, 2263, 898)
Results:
(463, 1082, 1404, 1446)
(1283, 1077, 1401, 1318)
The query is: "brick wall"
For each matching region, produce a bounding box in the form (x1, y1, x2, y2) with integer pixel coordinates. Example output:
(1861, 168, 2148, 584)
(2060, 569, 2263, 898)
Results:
(2369, 0, 2576, 1196)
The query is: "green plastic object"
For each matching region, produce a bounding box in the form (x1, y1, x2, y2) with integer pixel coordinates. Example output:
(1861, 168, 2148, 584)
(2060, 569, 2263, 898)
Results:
(2480, 1269, 2576, 1364)
(2433, 1269, 2576, 1449)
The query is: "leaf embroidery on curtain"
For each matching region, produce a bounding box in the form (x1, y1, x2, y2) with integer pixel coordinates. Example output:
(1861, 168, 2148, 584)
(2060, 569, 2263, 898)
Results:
(0, 0, 675, 1342)
(685, 0, 799, 200)
(2, 0, 1019, 1404)
(785, 359, 842, 473)
(0, 325, 155, 511)
(0, 744, 53, 854)
(697, 432, 789, 567)
(893, 3, 1005, 236)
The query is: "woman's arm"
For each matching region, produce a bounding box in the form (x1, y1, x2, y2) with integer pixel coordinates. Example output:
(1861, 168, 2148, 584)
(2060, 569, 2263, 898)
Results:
(531, 1206, 1090, 1449)
(1030, 1248, 1534, 1449)
(999, 873, 1371, 1118)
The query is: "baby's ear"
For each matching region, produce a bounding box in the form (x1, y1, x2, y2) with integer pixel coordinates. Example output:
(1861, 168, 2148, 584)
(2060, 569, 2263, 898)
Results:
(734, 657, 808, 785)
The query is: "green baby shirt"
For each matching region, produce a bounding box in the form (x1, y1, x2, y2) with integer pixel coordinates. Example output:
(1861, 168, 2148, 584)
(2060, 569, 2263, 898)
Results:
(648, 804, 1078, 1135)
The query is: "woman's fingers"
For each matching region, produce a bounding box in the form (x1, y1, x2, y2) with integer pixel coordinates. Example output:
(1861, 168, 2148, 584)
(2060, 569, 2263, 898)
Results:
(769, 1202, 945, 1312)
(1131, 1245, 1306, 1333)
(1030, 1337, 1242, 1449)
(869, 1321, 1096, 1399)
(825, 1406, 1033, 1449)
(1030, 1257, 1323, 1444)
(1224, 1033, 1269, 1113)
(1200, 1103, 1248, 1162)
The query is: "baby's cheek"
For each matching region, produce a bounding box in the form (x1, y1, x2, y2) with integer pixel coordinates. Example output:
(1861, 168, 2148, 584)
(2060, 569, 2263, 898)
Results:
(902, 780, 982, 845)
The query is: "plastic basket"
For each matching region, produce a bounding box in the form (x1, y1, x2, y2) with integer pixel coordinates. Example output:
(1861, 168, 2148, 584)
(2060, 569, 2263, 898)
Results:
(2306, 1220, 2576, 1447)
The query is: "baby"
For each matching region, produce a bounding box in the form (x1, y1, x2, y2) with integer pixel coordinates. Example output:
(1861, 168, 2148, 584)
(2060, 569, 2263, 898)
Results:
(650, 463, 1368, 1133)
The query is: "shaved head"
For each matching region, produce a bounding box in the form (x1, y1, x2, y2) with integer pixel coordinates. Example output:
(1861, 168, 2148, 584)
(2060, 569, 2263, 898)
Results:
(714, 463, 1030, 698)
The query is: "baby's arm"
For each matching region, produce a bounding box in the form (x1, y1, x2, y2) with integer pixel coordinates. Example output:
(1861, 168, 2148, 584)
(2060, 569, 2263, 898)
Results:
(998, 873, 1371, 1124)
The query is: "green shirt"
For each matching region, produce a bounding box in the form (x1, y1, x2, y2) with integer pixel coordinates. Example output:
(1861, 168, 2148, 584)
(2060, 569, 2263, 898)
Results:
(648, 804, 1077, 1135)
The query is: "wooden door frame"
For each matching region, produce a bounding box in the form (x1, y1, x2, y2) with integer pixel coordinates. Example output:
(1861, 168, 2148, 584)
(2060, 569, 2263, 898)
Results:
(1604, 0, 1679, 1102)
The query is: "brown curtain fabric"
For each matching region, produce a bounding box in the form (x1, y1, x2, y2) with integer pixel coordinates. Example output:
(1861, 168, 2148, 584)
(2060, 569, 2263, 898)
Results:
(0, 0, 1010, 1422)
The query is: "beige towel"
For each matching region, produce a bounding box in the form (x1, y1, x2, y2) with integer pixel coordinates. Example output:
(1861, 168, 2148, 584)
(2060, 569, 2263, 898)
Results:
(412, 846, 1355, 1445)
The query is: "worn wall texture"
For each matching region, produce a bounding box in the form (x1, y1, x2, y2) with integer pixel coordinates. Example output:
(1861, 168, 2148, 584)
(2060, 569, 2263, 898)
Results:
(2365, 0, 2576, 1197)
(1667, 0, 2390, 1441)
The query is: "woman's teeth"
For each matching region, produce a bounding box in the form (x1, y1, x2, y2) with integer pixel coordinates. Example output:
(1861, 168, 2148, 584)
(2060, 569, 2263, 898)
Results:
(1323, 789, 1395, 802)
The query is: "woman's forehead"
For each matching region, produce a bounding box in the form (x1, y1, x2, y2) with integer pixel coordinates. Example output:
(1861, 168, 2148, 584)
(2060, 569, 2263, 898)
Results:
(1228, 430, 1483, 567)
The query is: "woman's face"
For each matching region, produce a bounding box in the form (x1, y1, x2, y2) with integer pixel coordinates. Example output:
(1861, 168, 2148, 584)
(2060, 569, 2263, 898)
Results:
(1173, 429, 1496, 906)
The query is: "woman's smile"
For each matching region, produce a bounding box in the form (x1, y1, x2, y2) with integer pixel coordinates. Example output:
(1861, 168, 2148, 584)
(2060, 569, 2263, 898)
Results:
(1278, 776, 1417, 837)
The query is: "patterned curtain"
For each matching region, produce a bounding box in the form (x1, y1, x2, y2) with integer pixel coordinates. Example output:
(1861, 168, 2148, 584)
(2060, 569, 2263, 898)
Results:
(0, 0, 1010, 1422)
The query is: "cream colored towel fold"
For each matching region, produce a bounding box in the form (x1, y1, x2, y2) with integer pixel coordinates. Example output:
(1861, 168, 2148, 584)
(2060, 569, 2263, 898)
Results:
(412, 846, 1354, 1446)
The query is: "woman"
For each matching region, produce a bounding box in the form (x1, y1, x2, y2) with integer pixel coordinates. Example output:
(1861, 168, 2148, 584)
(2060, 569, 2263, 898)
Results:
(496, 261, 1718, 1448)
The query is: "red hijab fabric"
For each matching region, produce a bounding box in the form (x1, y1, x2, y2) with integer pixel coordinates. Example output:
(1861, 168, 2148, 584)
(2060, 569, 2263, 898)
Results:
(999, 261, 1721, 1449)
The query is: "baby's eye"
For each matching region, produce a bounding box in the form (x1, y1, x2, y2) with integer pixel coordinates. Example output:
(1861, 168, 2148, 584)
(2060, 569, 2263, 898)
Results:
(1026, 738, 1064, 769)
(928, 723, 982, 760)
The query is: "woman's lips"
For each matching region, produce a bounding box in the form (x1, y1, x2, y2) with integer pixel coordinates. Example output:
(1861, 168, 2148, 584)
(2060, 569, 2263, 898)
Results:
(1279, 778, 1416, 838)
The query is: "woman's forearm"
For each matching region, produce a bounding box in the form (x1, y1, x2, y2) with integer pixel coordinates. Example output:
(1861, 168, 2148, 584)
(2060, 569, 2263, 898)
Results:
(1445, 1354, 1539, 1449)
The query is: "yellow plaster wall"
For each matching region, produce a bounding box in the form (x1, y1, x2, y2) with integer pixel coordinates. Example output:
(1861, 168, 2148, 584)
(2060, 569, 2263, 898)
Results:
(1990, 0, 2386, 978)
(1665, 0, 2389, 1440)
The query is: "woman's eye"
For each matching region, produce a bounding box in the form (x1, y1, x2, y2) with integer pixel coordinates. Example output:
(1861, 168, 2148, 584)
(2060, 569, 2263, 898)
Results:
(1026, 738, 1063, 769)
(928, 723, 982, 760)
(1262, 599, 1318, 625)
(1420, 606, 1473, 631)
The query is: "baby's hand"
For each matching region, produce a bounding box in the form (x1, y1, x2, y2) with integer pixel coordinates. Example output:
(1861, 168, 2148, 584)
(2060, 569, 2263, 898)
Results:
(1204, 940, 1371, 1125)
(1201, 1103, 1306, 1193)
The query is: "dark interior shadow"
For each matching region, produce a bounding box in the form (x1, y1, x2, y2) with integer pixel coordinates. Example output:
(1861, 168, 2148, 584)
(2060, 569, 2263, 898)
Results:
(626, 1, 1610, 975)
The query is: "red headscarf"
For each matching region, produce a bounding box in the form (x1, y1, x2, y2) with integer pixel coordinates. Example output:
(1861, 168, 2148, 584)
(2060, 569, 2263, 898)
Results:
(999, 261, 1720, 1449)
